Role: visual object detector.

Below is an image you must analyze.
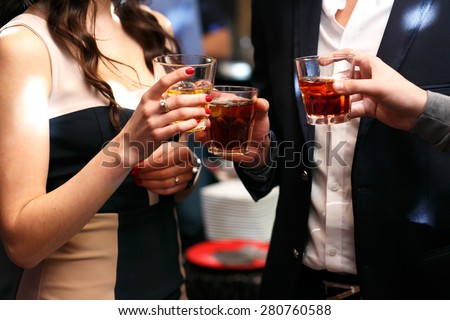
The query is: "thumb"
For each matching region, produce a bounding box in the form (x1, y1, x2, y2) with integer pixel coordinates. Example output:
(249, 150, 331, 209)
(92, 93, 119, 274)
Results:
(254, 98, 269, 120)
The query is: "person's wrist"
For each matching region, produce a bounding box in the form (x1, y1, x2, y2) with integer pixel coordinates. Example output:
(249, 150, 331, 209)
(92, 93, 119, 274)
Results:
(107, 134, 144, 170)
(416, 88, 428, 116)
(405, 88, 428, 131)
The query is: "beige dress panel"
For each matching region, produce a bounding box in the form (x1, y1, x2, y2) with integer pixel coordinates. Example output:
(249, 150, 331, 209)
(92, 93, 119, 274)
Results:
(17, 214, 119, 300)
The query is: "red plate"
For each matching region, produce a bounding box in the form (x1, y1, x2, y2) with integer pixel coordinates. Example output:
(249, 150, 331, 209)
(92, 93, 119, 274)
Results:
(185, 239, 269, 270)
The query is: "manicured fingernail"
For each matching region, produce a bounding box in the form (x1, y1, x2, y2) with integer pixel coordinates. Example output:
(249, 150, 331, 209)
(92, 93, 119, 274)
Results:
(205, 95, 212, 102)
(205, 108, 211, 115)
(135, 178, 142, 185)
(134, 161, 144, 170)
(186, 67, 195, 75)
(130, 170, 138, 177)
(196, 118, 200, 123)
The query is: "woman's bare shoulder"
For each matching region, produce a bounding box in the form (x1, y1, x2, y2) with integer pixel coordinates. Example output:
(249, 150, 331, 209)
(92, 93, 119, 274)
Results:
(0, 25, 51, 88)
(0, 23, 48, 60)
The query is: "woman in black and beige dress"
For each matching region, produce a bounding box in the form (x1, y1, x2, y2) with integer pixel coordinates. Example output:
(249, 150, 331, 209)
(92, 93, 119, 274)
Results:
(0, 0, 208, 299)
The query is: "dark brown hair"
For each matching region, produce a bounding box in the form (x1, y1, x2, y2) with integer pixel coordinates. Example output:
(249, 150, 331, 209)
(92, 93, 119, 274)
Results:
(1, 0, 179, 131)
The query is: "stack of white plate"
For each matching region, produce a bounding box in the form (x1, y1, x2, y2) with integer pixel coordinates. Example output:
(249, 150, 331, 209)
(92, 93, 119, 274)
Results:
(200, 179, 279, 241)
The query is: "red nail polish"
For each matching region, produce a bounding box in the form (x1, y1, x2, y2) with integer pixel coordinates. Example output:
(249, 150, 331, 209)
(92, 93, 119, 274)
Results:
(205, 95, 212, 102)
(205, 108, 211, 115)
(186, 67, 195, 75)
(135, 178, 142, 185)
(196, 118, 200, 123)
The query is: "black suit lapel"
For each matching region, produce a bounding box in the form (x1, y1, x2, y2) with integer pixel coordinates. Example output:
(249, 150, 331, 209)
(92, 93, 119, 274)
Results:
(293, 0, 322, 143)
(358, 0, 433, 139)
(294, 0, 322, 58)
(377, 0, 434, 69)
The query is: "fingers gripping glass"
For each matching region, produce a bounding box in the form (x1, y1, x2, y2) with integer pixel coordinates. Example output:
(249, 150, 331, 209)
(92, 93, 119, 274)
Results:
(295, 54, 355, 125)
(206, 86, 258, 156)
(152, 54, 217, 132)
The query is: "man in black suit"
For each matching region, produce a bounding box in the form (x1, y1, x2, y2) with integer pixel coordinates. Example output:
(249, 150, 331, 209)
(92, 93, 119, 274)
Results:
(232, 0, 450, 299)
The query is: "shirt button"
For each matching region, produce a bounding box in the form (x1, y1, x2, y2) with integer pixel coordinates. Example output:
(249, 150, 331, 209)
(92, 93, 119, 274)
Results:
(330, 182, 339, 191)
(301, 170, 309, 181)
(329, 249, 337, 256)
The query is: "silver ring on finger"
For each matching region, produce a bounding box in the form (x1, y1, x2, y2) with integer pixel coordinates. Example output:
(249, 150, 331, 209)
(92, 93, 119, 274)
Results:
(160, 98, 171, 113)
(173, 176, 180, 186)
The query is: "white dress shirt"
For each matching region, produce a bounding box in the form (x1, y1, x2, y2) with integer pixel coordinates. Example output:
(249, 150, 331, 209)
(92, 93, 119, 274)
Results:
(302, 0, 395, 274)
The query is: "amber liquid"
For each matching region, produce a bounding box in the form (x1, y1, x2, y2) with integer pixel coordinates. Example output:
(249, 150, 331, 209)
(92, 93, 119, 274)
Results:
(207, 99, 256, 155)
(166, 82, 213, 132)
(299, 78, 350, 124)
(166, 83, 212, 96)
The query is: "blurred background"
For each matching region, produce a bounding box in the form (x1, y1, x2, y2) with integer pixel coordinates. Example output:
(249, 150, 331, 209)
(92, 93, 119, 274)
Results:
(147, 0, 254, 86)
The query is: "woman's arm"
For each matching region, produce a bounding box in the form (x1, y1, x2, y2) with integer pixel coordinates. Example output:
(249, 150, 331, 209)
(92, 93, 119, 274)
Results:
(0, 26, 209, 268)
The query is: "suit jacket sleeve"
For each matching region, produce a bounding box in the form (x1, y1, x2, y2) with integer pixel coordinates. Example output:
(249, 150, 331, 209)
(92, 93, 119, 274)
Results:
(412, 91, 450, 151)
(234, 131, 279, 201)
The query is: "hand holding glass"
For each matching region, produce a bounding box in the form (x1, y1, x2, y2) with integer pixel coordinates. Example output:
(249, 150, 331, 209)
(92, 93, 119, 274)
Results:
(206, 86, 258, 156)
(152, 54, 217, 132)
(295, 54, 355, 125)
